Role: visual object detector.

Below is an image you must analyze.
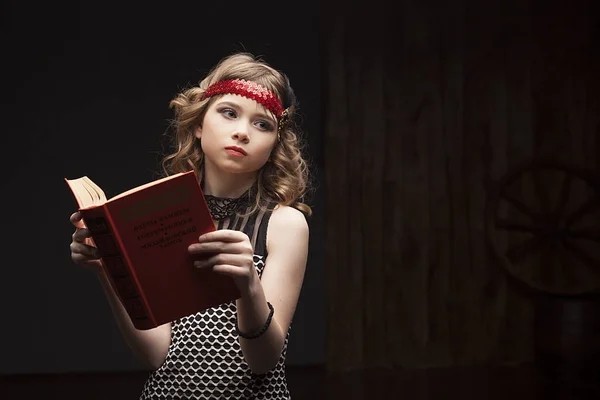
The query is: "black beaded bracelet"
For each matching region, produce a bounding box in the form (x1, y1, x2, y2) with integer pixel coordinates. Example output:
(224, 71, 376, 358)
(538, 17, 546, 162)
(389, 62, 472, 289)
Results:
(236, 302, 274, 340)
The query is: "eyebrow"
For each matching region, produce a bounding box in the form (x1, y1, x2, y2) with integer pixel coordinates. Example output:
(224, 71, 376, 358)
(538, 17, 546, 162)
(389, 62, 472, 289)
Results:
(216, 101, 276, 124)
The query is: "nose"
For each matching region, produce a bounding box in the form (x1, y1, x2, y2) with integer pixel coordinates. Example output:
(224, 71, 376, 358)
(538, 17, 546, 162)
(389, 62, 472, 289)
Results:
(231, 121, 250, 143)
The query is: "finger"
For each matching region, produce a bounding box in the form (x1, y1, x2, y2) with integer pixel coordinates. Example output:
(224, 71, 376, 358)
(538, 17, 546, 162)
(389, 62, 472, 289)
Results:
(70, 212, 86, 229)
(188, 241, 246, 255)
(193, 253, 248, 269)
(198, 230, 246, 243)
(70, 212, 82, 223)
(210, 264, 244, 277)
(70, 241, 98, 257)
(70, 241, 102, 259)
(71, 252, 99, 265)
(72, 228, 93, 243)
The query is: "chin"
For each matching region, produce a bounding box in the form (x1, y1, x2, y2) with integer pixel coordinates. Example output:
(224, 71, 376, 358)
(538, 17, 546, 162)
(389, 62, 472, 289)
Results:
(218, 162, 261, 176)
(226, 156, 268, 170)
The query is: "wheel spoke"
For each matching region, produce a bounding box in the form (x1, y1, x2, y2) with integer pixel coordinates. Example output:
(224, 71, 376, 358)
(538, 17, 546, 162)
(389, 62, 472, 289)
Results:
(532, 171, 550, 214)
(554, 173, 573, 216)
(567, 228, 600, 243)
(536, 242, 555, 287)
(495, 218, 542, 234)
(562, 238, 600, 270)
(500, 191, 542, 223)
(506, 235, 546, 264)
(565, 197, 600, 228)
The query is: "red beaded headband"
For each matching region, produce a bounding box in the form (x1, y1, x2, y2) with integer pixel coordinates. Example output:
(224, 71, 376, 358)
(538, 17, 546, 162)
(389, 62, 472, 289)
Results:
(202, 79, 284, 118)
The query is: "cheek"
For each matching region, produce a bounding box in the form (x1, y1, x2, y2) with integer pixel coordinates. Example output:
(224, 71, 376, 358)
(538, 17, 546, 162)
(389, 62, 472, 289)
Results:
(259, 140, 277, 159)
(197, 127, 219, 153)
(246, 142, 275, 169)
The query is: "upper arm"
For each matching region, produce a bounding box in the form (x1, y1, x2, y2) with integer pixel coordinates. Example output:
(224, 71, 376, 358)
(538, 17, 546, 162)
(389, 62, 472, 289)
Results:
(261, 206, 309, 336)
(136, 322, 172, 370)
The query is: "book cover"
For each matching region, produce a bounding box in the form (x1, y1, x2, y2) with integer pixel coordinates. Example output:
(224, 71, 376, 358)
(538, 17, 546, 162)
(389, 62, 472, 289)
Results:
(65, 170, 241, 330)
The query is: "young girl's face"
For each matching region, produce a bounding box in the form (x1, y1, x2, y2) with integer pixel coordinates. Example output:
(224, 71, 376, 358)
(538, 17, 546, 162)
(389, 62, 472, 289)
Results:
(195, 94, 279, 176)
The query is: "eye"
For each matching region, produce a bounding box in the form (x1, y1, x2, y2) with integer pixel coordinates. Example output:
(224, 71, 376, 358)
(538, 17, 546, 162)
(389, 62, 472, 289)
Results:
(220, 108, 237, 119)
(255, 120, 274, 131)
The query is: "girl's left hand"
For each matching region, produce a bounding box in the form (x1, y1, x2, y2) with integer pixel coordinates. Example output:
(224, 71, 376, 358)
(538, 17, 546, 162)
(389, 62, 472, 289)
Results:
(188, 230, 257, 294)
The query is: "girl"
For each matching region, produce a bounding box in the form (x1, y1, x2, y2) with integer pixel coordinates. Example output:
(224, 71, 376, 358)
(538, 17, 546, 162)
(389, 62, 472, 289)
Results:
(69, 52, 311, 399)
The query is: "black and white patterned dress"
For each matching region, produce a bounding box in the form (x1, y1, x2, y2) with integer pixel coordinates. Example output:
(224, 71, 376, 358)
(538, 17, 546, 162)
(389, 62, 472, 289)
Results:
(140, 202, 292, 399)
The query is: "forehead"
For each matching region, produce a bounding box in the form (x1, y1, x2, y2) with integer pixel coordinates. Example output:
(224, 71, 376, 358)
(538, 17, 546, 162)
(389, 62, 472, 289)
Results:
(214, 94, 274, 117)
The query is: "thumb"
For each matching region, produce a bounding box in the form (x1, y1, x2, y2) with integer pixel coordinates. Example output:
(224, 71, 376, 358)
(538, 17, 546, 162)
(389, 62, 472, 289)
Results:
(70, 212, 86, 229)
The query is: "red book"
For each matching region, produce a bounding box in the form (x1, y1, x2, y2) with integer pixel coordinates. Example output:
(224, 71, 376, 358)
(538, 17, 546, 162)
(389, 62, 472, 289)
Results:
(65, 170, 241, 330)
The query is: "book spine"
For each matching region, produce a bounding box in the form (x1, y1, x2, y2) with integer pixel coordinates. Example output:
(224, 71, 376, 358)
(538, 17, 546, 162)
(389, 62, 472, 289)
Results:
(80, 206, 156, 330)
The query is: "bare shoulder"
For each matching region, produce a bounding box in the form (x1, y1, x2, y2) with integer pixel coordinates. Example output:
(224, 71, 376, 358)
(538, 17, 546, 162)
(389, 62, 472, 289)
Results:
(270, 205, 309, 232)
(267, 205, 309, 247)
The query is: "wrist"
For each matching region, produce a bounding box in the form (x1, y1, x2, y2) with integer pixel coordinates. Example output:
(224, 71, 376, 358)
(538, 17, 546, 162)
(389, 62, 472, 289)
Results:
(236, 301, 274, 340)
(239, 266, 261, 299)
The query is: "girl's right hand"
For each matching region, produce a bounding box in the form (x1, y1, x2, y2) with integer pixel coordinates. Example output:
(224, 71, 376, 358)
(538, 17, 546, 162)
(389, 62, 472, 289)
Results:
(70, 212, 103, 272)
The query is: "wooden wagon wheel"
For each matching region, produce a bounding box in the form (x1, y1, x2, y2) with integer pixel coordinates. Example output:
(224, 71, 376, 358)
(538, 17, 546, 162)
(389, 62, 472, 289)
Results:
(485, 159, 600, 295)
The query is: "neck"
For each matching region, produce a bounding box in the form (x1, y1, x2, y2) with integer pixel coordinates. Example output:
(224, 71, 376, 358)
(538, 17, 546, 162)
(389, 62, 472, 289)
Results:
(202, 161, 257, 198)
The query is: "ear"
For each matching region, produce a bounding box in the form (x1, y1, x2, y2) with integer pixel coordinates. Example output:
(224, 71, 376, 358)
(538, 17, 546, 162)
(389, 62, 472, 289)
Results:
(194, 126, 202, 139)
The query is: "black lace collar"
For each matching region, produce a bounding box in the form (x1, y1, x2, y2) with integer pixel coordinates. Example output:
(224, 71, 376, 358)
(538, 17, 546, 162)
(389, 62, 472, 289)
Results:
(203, 185, 255, 221)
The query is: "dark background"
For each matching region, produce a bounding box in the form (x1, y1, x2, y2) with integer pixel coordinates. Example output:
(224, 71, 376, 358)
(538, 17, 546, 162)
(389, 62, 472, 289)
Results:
(0, 1, 325, 375)
(4, 1, 600, 400)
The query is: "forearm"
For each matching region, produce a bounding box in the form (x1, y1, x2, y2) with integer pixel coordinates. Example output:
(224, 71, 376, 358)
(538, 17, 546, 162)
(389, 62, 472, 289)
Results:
(96, 269, 171, 370)
(236, 279, 285, 375)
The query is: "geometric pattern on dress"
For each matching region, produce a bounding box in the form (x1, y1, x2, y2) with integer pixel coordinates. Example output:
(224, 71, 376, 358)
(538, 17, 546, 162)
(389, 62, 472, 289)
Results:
(139, 254, 291, 400)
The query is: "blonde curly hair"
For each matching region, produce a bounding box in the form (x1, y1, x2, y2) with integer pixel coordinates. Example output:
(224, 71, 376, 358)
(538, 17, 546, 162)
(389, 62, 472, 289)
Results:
(161, 52, 312, 216)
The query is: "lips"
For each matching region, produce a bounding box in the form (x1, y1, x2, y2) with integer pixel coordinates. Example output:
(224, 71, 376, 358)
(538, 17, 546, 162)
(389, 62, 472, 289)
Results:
(225, 146, 248, 156)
